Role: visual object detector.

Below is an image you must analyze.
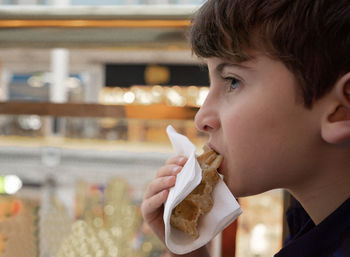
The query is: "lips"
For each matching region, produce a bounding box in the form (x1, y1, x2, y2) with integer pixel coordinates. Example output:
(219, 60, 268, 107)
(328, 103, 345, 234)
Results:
(217, 165, 223, 175)
(208, 143, 219, 155)
(207, 143, 224, 175)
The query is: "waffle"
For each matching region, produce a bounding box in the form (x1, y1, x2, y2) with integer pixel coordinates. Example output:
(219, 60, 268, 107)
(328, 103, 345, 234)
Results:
(170, 145, 223, 239)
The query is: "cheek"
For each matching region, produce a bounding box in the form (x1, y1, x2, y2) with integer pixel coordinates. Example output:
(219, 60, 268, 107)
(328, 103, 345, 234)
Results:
(220, 101, 305, 195)
(223, 104, 279, 158)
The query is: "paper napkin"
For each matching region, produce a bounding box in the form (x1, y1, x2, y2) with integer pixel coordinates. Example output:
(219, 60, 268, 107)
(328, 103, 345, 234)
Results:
(163, 125, 242, 255)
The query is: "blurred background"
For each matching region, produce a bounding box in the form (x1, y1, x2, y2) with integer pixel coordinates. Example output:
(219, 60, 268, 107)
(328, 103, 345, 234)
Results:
(0, 1, 286, 257)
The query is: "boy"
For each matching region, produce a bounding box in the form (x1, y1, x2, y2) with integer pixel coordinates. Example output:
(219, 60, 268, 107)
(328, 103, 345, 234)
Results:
(141, 0, 350, 256)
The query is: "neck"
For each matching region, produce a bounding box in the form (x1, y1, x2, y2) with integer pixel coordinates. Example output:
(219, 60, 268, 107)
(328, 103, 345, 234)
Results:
(289, 167, 350, 225)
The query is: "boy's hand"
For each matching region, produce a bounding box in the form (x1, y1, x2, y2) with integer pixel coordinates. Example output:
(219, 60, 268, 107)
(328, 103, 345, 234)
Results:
(141, 155, 187, 241)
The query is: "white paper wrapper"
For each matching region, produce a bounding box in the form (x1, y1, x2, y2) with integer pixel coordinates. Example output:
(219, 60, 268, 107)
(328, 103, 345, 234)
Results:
(164, 125, 242, 255)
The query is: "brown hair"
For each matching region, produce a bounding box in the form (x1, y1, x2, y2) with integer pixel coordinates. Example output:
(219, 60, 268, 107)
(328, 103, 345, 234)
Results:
(190, 0, 350, 107)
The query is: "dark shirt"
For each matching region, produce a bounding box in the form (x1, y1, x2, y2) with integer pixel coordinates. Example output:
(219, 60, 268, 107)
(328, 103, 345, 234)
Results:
(275, 198, 350, 257)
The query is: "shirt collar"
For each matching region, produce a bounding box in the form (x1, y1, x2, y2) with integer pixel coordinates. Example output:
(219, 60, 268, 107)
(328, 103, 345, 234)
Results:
(275, 197, 350, 257)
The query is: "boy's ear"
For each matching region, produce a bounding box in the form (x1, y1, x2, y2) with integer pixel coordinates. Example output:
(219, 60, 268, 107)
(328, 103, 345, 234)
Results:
(321, 72, 350, 144)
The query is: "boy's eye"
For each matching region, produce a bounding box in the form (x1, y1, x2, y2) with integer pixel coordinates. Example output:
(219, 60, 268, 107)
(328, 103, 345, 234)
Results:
(224, 77, 241, 92)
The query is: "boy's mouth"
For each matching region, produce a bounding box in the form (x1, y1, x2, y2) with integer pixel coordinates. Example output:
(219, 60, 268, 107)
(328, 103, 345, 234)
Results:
(217, 165, 223, 175)
(217, 160, 226, 176)
(208, 143, 219, 155)
(208, 143, 224, 175)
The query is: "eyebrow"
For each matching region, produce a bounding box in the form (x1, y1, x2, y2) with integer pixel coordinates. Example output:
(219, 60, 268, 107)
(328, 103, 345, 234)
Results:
(216, 62, 251, 73)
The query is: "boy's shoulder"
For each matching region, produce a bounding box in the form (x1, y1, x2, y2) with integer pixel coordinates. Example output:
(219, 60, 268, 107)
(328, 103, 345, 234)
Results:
(275, 198, 350, 257)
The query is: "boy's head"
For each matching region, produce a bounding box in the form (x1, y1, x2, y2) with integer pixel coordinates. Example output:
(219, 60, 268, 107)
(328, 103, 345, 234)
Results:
(191, 0, 350, 198)
(190, 0, 350, 107)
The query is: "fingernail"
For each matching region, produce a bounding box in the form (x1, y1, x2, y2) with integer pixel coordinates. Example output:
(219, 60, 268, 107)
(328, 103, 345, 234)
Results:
(178, 156, 186, 164)
(172, 166, 180, 174)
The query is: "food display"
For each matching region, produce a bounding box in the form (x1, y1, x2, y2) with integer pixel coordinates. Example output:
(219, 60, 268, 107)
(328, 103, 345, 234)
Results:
(50, 179, 165, 257)
(0, 197, 39, 257)
(170, 145, 223, 238)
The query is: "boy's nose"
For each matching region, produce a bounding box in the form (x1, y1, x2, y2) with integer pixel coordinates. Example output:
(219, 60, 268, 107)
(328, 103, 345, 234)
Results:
(194, 99, 220, 133)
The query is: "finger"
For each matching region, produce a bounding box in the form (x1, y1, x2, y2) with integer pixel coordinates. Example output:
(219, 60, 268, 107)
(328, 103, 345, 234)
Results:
(141, 189, 169, 218)
(156, 164, 182, 178)
(165, 155, 187, 166)
(143, 176, 176, 199)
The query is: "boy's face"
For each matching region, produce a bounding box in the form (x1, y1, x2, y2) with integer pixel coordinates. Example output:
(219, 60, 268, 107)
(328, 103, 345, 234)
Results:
(195, 53, 324, 197)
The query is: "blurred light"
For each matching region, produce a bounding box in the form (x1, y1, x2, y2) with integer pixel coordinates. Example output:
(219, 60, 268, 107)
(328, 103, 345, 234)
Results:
(151, 85, 163, 103)
(104, 205, 115, 216)
(132, 87, 153, 105)
(28, 75, 45, 88)
(0, 175, 23, 195)
(18, 115, 42, 130)
(123, 91, 135, 104)
(96, 249, 105, 257)
(66, 77, 81, 89)
(144, 65, 170, 85)
(166, 88, 186, 106)
(250, 223, 268, 255)
(111, 226, 122, 238)
(108, 246, 118, 257)
(197, 87, 209, 106)
(100, 85, 210, 107)
(187, 85, 199, 98)
(93, 217, 103, 228)
(98, 229, 108, 239)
